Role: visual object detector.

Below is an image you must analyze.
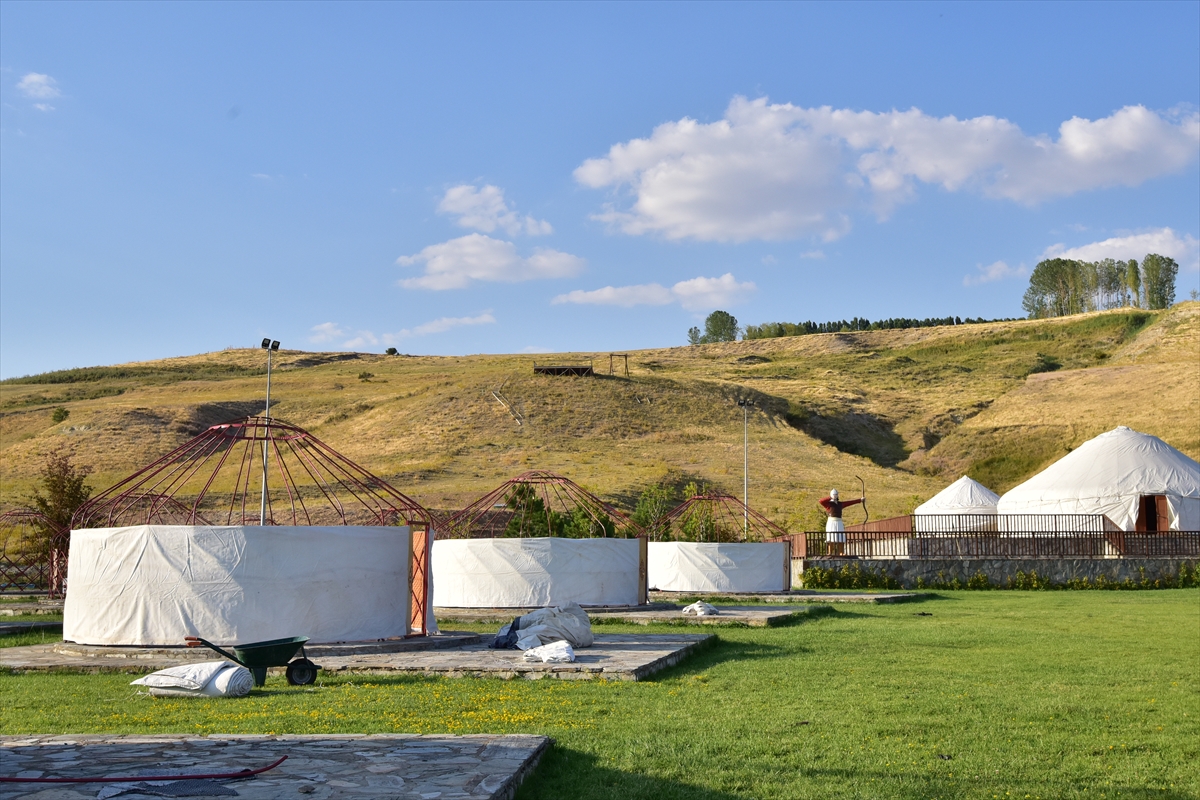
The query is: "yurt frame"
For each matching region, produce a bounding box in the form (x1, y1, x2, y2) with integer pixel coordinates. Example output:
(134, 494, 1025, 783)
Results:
(445, 470, 643, 539)
(70, 416, 436, 635)
(654, 493, 788, 542)
(0, 509, 67, 598)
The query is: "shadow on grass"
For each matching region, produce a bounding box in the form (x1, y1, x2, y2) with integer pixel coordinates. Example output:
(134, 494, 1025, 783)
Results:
(517, 744, 741, 800)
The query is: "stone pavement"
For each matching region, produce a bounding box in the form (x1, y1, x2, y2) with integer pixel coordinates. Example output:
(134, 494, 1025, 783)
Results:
(436, 604, 830, 627)
(1, 633, 714, 682)
(0, 733, 549, 800)
(648, 590, 919, 604)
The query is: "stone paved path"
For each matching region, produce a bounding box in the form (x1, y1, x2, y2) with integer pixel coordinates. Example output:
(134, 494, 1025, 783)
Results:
(0, 634, 714, 682)
(437, 605, 830, 627)
(648, 590, 920, 604)
(0, 734, 548, 800)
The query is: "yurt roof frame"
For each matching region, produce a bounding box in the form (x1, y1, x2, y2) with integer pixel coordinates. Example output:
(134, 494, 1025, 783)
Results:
(655, 493, 787, 542)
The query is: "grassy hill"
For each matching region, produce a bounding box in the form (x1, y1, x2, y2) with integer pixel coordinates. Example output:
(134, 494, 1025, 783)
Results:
(1, 303, 1196, 529)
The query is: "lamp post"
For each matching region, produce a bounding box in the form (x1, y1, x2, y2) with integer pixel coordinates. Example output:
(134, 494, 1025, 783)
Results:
(737, 399, 752, 535)
(260, 338, 280, 525)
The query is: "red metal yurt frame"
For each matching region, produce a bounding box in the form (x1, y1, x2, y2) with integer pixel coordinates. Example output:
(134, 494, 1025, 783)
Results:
(654, 493, 788, 542)
(0, 509, 68, 598)
(71, 416, 436, 635)
(446, 470, 644, 539)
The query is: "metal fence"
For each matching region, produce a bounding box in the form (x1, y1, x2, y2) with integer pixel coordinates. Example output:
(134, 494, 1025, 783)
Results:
(771, 521, 1200, 561)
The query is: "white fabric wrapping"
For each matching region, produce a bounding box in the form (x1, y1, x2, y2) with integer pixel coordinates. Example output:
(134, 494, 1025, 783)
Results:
(997, 427, 1200, 531)
(522, 640, 576, 663)
(648, 542, 789, 593)
(682, 601, 720, 616)
(64, 525, 412, 646)
(432, 538, 641, 607)
(130, 661, 253, 697)
(508, 602, 594, 650)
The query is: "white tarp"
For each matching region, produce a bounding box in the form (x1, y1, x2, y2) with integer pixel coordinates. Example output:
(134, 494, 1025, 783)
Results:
(648, 542, 789, 593)
(130, 661, 254, 698)
(64, 525, 412, 646)
(432, 537, 642, 607)
(997, 427, 1200, 531)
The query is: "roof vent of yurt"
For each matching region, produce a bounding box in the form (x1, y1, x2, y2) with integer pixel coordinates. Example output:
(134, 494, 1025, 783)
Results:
(654, 493, 787, 542)
(446, 470, 643, 539)
(72, 416, 433, 530)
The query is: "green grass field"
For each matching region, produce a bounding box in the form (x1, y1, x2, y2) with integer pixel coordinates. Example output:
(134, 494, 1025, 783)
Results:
(3, 591, 1196, 798)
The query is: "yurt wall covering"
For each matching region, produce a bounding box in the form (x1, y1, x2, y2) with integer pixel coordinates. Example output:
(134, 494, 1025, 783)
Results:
(648, 542, 790, 593)
(432, 538, 645, 607)
(64, 525, 413, 646)
(996, 427, 1200, 531)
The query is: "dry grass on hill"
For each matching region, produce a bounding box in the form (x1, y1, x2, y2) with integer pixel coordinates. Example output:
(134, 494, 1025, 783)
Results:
(1, 303, 1195, 528)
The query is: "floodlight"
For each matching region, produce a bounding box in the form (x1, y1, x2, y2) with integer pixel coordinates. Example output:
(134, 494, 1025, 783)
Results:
(270, 340, 280, 351)
(261, 338, 271, 349)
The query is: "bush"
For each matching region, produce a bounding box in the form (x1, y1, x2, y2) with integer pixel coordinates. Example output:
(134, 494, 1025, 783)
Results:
(51, 407, 69, 423)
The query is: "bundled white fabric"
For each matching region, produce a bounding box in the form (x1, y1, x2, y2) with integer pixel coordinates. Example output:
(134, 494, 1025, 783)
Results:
(506, 602, 594, 650)
(522, 640, 576, 663)
(130, 661, 253, 698)
(432, 537, 642, 607)
(682, 601, 720, 616)
(648, 542, 789, 593)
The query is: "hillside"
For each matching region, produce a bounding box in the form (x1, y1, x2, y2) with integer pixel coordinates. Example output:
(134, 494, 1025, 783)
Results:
(1, 303, 1196, 529)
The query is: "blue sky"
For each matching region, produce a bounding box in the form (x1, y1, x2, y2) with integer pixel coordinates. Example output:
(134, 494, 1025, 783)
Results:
(2, 1, 1197, 378)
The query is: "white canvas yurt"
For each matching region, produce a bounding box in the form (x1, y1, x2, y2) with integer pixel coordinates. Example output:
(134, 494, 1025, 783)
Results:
(913, 476, 1000, 532)
(997, 426, 1200, 532)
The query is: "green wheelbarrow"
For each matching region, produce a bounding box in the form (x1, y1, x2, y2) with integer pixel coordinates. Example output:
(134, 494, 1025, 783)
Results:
(184, 635, 319, 687)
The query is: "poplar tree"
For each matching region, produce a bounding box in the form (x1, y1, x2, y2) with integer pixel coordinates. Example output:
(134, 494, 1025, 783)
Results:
(1141, 253, 1179, 310)
(1126, 259, 1142, 308)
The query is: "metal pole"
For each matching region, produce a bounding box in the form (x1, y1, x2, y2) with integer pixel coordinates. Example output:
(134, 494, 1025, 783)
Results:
(743, 402, 749, 535)
(260, 347, 272, 525)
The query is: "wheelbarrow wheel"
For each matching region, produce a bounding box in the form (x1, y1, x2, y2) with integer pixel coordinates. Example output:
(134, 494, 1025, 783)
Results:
(285, 658, 318, 686)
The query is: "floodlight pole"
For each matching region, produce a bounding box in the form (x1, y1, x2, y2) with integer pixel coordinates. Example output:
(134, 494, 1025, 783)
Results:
(260, 339, 279, 525)
(738, 399, 751, 535)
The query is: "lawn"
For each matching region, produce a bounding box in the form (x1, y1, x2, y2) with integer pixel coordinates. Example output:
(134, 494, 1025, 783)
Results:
(2, 591, 1197, 799)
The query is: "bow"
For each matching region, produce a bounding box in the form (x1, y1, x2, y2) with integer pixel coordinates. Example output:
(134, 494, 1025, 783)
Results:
(855, 474, 869, 525)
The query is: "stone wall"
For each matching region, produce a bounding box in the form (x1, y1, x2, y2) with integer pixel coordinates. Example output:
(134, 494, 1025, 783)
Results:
(793, 557, 1197, 588)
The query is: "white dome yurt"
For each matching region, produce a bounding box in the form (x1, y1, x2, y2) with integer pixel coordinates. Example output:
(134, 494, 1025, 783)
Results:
(997, 426, 1200, 532)
(913, 476, 1000, 533)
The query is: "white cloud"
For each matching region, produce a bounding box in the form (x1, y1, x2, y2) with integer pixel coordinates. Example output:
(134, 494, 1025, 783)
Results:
(405, 312, 496, 337)
(17, 73, 60, 99)
(575, 96, 1200, 242)
(552, 272, 755, 312)
(1042, 227, 1200, 270)
(251, 173, 273, 180)
(963, 260, 1028, 287)
(552, 284, 675, 307)
(310, 313, 497, 350)
(309, 322, 348, 343)
(397, 233, 583, 290)
(33, 103, 55, 112)
(438, 184, 552, 236)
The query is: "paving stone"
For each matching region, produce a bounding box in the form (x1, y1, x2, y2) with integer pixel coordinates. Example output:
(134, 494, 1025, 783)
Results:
(0, 735, 548, 800)
(648, 589, 919, 604)
(0, 634, 714, 682)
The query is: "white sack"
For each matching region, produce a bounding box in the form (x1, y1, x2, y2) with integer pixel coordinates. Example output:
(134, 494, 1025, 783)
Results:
(997, 427, 1200, 531)
(523, 640, 576, 663)
(648, 542, 789, 593)
(682, 601, 720, 616)
(432, 538, 642, 607)
(130, 661, 253, 698)
(509, 602, 594, 650)
(65, 525, 412, 646)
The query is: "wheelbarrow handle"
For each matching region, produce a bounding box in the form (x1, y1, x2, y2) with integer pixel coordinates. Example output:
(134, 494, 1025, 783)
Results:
(183, 636, 245, 667)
